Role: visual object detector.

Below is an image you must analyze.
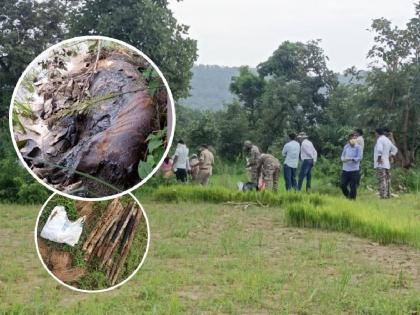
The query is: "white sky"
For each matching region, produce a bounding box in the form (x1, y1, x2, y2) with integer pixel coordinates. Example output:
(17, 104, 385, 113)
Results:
(169, 0, 416, 72)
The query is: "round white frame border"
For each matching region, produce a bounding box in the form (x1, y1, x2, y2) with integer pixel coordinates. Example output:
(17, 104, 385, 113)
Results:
(9, 35, 176, 201)
(34, 192, 151, 293)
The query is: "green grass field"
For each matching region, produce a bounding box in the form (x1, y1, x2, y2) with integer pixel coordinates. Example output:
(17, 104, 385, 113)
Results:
(152, 184, 420, 249)
(0, 192, 419, 314)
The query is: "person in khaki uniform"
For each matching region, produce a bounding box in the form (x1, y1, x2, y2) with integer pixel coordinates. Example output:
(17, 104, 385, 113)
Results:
(243, 140, 261, 185)
(189, 154, 200, 182)
(197, 144, 214, 186)
(257, 153, 281, 192)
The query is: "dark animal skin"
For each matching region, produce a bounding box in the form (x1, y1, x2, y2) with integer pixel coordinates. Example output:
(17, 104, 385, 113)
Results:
(43, 52, 157, 197)
(74, 89, 154, 191)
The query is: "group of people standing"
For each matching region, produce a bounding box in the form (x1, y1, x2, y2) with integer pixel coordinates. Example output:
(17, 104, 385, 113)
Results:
(244, 127, 398, 200)
(160, 140, 215, 186)
(243, 132, 317, 193)
(163, 127, 398, 200)
(338, 128, 398, 200)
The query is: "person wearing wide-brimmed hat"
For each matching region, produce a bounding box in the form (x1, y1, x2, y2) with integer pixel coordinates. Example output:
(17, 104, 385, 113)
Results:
(297, 132, 317, 192)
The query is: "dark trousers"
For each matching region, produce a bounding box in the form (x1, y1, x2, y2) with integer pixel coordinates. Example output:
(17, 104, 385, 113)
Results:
(341, 170, 359, 199)
(175, 168, 187, 183)
(298, 159, 313, 191)
(284, 164, 297, 191)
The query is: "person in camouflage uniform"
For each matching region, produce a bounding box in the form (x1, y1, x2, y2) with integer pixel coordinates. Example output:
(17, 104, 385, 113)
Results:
(243, 140, 261, 185)
(257, 153, 281, 192)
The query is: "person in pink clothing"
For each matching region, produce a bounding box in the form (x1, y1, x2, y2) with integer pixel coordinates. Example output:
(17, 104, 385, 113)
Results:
(160, 157, 173, 178)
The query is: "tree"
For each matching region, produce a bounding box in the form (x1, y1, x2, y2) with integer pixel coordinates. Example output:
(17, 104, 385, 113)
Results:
(69, 0, 197, 100)
(229, 66, 265, 125)
(0, 0, 73, 119)
(365, 2, 420, 167)
(254, 40, 337, 150)
(218, 101, 250, 160)
(188, 111, 220, 152)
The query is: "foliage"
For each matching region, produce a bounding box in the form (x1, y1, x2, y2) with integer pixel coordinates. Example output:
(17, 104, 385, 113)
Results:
(138, 128, 166, 179)
(188, 111, 221, 152)
(0, 129, 49, 203)
(229, 66, 265, 124)
(0, 0, 74, 120)
(218, 101, 250, 160)
(362, 4, 420, 167)
(68, 0, 197, 100)
(0, 0, 197, 203)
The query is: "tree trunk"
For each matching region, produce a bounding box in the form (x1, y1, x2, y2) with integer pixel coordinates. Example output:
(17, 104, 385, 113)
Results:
(401, 102, 412, 168)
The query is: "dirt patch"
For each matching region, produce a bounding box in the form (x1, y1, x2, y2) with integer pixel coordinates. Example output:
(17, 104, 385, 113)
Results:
(347, 239, 420, 288)
(76, 201, 94, 220)
(38, 238, 86, 284)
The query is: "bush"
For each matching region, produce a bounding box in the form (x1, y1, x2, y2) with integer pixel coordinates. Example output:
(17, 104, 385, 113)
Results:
(391, 168, 420, 193)
(0, 157, 49, 204)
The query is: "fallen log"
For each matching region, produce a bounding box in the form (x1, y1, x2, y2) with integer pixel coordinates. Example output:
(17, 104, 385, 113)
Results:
(109, 206, 142, 285)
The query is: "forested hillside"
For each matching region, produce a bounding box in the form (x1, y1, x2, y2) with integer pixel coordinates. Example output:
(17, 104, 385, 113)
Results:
(180, 65, 364, 110)
(179, 65, 240, 110)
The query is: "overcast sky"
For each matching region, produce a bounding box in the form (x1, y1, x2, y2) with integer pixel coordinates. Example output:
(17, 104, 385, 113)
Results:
(169, 0, 416, 72)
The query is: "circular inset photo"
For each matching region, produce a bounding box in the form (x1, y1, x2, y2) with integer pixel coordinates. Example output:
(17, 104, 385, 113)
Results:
(35, 193, 149, 292)
(10, 36, 174, 199)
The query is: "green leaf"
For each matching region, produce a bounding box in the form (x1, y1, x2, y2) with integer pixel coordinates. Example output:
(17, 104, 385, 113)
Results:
(153, 147, 165, 161)
(146, 155, 155, 165)
(148, 138, 163, 153)
(138, 160, 154, 179)
(148, 80, 160, 97)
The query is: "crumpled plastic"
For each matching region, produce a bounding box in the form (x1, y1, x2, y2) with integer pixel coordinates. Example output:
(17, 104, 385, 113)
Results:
(40, 206, 85, 246)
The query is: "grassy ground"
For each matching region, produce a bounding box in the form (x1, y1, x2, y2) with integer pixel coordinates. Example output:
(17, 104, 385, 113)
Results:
(0, 200, 419, 314)
(152, 184, 420, 249)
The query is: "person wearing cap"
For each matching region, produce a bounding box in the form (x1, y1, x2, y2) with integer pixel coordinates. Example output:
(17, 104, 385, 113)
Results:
(374, 128, 398, 198)
(197, 144, 214, 186)
(297, 132, 317, 193)
(340, 133, 363, 199)
(243, 140, 261, 185)
(256, 153, 281, 192)
(189, 153, 200, 182)
(282, 133, 300, 191)
(172, 139, 189, 183)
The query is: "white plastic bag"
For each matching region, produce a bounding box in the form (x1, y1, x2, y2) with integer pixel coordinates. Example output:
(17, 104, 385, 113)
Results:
(40, 206, 85, 246)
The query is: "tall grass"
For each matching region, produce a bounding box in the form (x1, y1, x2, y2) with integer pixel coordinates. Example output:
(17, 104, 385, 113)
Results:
(153, 185, 420, 249)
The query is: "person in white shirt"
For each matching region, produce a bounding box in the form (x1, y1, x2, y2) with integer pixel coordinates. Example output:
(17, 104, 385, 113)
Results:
(282, 133, 300, 191)
(172, 140, 189, 183)
(374, 128, 398, 198)
(353, 128, 364, 186)
(297, 132, 317, 192)
(354, 128, 365, 152)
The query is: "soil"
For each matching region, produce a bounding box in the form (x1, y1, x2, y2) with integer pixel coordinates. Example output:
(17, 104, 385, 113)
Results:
(37, 238, 86, 284)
